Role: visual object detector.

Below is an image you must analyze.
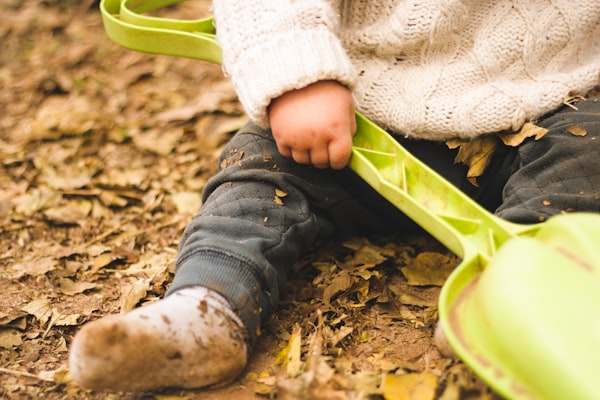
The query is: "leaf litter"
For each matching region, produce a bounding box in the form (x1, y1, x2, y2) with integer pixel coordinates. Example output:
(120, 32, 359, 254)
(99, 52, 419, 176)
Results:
(0, 1, 503, 399)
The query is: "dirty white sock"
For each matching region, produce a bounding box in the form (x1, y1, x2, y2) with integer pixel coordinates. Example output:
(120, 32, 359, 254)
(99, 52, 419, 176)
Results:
(433, 321, 455, 358)
(69, 287, 248, 392)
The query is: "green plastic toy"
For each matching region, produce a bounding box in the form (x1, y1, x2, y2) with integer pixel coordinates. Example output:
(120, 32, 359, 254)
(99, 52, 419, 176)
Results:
(99, 1, 600, 398)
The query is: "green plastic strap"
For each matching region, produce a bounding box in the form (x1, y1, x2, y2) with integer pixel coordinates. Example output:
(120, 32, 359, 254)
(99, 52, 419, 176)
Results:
(100, 0, 221, 63)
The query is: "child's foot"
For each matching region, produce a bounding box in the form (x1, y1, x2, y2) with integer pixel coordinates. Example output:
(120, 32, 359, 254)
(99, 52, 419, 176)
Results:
(69, 287, 248, 392)
(433, 321, 455, 358)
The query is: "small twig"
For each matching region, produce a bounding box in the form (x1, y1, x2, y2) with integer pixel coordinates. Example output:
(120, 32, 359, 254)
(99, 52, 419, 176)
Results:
(563, 95, 586, 110)
(0, 367, 39, 379)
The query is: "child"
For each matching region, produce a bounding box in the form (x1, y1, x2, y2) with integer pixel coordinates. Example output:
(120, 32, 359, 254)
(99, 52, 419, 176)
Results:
(69, 0, 600, 391)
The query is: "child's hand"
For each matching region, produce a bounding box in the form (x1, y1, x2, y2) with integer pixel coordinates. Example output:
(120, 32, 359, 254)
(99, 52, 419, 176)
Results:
(268, 80, 356, 169)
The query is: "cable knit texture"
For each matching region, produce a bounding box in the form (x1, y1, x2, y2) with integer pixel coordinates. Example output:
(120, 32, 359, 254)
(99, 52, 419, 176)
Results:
(213, 0, 600, 140)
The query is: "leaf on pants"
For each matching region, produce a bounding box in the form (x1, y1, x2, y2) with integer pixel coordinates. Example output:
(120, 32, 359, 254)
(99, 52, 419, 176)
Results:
(446, 135, 499, 186)
(566, 124, 587, 136)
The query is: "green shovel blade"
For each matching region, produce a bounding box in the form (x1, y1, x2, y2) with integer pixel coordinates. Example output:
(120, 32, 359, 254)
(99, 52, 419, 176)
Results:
(445, 213, 600, 399)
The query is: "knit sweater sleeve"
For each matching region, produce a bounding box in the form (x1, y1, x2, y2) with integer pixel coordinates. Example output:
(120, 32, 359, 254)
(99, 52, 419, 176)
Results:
(212, 0, 357, 127)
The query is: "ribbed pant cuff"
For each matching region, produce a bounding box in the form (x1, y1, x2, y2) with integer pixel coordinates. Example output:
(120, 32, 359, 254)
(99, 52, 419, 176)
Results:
(167, 251, 269, 344)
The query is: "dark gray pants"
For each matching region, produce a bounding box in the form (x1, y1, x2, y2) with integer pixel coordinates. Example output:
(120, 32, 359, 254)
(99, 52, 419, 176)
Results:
(169, 97, 600, 342)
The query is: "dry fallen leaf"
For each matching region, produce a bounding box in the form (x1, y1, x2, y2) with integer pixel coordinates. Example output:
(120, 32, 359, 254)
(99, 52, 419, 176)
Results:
(446, 135, 498, 186)
(43, 199, 93, 225)
(566, 124, 587, 136)
(401, 252, 456, 286)
(286, 324, 303, 378)
(28, 95, 102, 140)
(170, 191, 202, 215)
(14, 188, 59, 215)
(12, 256, 56, 278)
(119, 278, 150, 313)
(497, 122, 548, 146)
(0, 329, 23, 349)
(90, 252, 125, 274)
(58, 278, 99, 296)
(382, 372, 438, 400)
(132, 127, 184, 156)
(21, 298, 54, 325)
(322, 270, 355, 305)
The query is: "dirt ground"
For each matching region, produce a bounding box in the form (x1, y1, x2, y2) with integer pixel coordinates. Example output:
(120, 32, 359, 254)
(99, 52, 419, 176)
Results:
(0, 1, 499, 399)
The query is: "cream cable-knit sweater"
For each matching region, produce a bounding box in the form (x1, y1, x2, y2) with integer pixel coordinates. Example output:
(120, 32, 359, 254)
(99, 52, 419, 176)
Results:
(213, 0, 600, 140)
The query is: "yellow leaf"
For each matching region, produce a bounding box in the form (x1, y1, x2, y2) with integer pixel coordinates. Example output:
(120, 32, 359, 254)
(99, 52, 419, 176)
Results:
(382, 372, 438, 400)
(497, 122, 548, 146)
(155, 395, 193, 400)
(275, 323, 304, 378)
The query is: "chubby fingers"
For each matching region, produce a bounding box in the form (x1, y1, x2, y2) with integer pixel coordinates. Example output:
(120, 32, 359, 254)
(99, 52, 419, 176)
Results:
(277, 137, 354, 169)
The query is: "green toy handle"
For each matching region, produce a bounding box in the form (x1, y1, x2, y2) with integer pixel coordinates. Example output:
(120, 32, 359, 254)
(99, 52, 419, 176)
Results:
(101, 0, 221, 63)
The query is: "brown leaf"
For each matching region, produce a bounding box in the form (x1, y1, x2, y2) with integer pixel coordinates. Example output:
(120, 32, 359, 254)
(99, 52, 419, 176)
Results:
(447, 135, 499, 185)
(323, 270, 355, 305)
(43, 200, 93, 225)
(341, 244, 390, 271)
(58, 278, 99, 296)
(28, 95, 101, 140)
(0, 312, 28, 329)
(38, 164, 93, 191)
(119, 278, 150, 313)
(90, 252, 124, 274)
(194, 114, 248, 149)
(566, 124, 587, 136)
(132, 127, 184, 156)
(14, 188, 59, 215)
(330, 325, 353, 347)
(0, 329, 23, 349)
(21, 299, 53, 325)
(12, 256, 56, 277)
(401, 252, 456, 286)
(497, 122, 548, 146)
(51, 313, 81, 327)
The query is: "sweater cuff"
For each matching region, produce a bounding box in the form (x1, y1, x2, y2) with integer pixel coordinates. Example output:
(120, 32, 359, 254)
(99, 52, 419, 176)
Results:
(225, 30, 357, 127)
